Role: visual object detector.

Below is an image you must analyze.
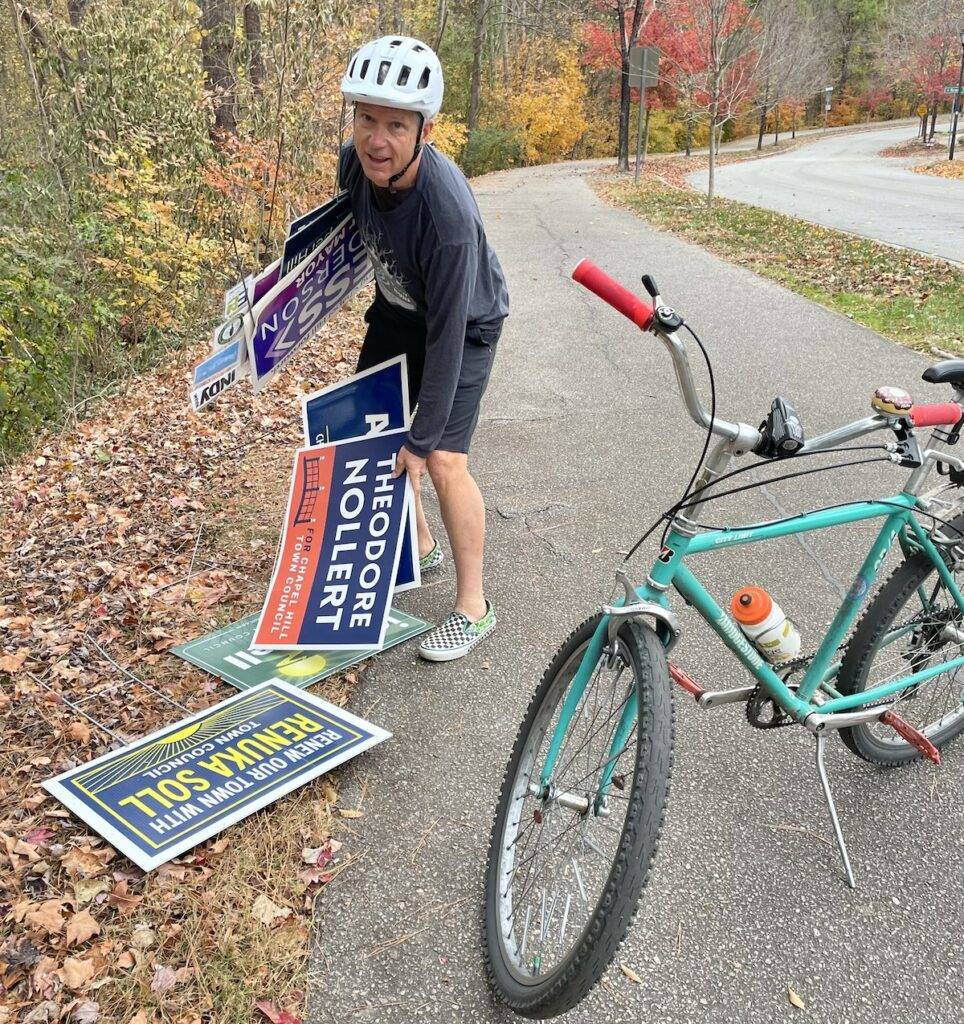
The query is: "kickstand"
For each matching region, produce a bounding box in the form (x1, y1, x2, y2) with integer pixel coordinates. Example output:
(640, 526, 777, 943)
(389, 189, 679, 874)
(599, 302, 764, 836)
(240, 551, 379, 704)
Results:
(813, 734, 857, 890)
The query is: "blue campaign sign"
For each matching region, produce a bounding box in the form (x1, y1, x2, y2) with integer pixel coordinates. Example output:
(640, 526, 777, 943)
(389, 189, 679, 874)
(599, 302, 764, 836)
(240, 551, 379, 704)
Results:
(43, 681, 390, 872)
(254, 429, 412, 651)
(302, 355, 410, 447)
(281, 193, 353, 277)
(246, 216, 373, 391)
(193, 338, 244, 386)
(301, 356, 419, 592)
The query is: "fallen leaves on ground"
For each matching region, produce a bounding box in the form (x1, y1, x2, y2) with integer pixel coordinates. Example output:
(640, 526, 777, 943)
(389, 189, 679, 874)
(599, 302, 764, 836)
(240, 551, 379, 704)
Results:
(0, 289, 370, 1022)
(915, 160, 964, 180)
(788, 984, 807, 1009)
(620, 963, 643, 984)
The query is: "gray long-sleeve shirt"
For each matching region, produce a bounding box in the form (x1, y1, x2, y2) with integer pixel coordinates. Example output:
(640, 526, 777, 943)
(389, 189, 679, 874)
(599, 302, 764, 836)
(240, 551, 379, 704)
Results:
(338, 142, 509, 457)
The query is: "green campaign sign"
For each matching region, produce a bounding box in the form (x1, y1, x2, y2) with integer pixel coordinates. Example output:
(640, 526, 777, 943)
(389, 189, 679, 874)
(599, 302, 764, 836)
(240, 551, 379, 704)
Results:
(172, 608, 430, 691)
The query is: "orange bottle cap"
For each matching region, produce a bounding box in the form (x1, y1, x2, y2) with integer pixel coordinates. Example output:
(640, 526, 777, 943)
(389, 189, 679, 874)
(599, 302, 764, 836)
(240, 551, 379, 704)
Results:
(730, 586, 773, 626)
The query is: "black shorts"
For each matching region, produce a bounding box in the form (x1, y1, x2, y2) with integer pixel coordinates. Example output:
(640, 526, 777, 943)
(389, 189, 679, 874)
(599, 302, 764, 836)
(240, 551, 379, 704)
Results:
(357, 299, 500, 455)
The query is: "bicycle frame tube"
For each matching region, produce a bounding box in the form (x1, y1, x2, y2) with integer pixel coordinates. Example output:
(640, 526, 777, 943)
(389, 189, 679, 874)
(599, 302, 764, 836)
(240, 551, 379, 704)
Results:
(539, 491, 964, 794)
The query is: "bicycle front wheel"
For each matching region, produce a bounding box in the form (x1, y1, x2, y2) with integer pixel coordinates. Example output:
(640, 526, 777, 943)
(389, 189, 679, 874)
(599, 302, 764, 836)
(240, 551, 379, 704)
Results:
(838, 532, 964, 765)
(483, 615, 673, 1019)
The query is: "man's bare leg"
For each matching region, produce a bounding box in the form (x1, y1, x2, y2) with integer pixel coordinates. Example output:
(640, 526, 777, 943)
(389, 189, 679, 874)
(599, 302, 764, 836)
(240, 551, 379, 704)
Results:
(413, 489, 435, 559)
(426, 450, 486, 621)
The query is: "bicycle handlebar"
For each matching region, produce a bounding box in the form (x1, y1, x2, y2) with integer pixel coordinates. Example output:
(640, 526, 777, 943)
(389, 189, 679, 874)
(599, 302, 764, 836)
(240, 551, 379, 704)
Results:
(572, 259, 654, 331)
(912, 403, 962, 429)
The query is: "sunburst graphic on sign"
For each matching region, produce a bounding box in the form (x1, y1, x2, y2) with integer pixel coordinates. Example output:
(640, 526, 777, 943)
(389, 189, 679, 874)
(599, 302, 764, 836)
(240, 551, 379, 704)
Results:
(277, 653, 328, 678)
(76, 690, 283, 794)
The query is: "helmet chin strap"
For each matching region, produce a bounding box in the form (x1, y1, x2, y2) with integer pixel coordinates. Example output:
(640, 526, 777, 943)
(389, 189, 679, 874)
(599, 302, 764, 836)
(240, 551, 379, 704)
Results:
(388, 114, 425, 193)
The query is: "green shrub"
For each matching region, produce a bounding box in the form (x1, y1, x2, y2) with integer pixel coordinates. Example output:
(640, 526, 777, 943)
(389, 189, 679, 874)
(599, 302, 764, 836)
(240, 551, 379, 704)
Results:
(0, 175, 88, 451)
(460, 126, 525, 177)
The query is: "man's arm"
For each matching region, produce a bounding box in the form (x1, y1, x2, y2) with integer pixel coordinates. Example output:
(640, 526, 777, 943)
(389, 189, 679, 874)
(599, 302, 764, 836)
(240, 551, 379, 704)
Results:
(405, 241, 478, 458)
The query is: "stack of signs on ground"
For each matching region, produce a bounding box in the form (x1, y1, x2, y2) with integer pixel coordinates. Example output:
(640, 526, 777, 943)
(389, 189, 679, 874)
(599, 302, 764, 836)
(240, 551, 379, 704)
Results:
(255, 428, 413, 651)
(172, 608, 430, 692)
(302, 356, 418, 590)
(189, 191, 373, 410)
(44, 681, 390, 872)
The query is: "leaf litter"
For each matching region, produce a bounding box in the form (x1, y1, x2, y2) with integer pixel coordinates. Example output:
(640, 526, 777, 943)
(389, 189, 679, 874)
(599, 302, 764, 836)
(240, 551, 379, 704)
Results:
(0, 291, 373, 1022)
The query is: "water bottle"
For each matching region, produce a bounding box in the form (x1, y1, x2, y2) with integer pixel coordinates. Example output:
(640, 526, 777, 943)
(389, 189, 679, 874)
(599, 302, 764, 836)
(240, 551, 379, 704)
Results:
(729, 586, 801, 664)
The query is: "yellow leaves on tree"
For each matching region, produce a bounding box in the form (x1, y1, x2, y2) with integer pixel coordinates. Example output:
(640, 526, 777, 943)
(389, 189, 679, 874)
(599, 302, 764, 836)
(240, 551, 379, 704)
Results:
(90, 144, 222, 341)
(507, 49, 588, 165)
(430, 114, 469, 162)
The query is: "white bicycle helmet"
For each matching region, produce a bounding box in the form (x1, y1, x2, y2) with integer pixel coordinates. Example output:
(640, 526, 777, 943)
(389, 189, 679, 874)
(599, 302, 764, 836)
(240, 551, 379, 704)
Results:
(341, 36, 444, 120)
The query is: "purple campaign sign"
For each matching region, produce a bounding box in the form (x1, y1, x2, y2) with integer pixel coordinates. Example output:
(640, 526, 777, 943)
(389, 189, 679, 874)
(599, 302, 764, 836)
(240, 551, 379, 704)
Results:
(246, 216, 372, 391)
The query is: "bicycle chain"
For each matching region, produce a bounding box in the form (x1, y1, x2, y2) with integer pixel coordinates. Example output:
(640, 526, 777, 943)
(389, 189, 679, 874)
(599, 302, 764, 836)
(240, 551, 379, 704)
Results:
(745, 604, 960, 729)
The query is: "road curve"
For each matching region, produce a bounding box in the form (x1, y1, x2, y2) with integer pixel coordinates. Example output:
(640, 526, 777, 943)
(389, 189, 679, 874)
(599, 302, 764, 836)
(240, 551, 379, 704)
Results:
(306, 158, 963, 1024)
(688, 123, 964, 263)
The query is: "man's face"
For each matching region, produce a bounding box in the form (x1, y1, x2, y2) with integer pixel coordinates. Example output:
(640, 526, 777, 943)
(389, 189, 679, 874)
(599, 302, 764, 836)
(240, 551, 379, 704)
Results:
(353, 102, 425, 187)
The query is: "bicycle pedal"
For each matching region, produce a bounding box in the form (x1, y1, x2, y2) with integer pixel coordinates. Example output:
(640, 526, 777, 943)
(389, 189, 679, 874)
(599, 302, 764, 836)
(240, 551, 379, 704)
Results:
(880, 711, 941, 765)
(668, 662, 706, 700)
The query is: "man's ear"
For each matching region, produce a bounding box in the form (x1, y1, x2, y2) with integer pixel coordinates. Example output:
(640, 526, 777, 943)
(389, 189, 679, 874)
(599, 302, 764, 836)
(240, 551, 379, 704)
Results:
(422, 119, 435, 143)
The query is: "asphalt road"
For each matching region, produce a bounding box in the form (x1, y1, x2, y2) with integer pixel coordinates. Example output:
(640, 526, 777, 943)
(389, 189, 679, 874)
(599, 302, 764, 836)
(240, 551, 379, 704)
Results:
(687, 122, 964, 263)
(306, 160, 963, 1023)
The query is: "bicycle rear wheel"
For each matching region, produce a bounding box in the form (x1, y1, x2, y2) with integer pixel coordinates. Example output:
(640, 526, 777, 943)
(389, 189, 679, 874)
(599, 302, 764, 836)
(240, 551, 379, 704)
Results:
(483, 615, 673, 1019)
(838, 530, 964, 765)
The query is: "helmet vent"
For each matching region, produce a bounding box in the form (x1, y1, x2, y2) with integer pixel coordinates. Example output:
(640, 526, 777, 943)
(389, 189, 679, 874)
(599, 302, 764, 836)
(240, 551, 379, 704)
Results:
(360, 59, 370, 79)
(397, 65, 411, 86)
(413, 43, 424, 52)
(349, 58, 356, 76)
(377, 60, 391, 85)
(418, 67, 430, 89)
(390, 38, 401, 47)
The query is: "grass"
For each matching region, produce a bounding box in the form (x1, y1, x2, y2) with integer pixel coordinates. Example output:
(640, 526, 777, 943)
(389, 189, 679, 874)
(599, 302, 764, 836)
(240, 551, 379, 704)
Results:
(594, 164, 963, 355)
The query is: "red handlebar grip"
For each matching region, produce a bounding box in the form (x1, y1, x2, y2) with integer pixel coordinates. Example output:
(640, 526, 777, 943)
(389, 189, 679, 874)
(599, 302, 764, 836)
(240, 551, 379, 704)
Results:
(912, 403, 962, 428)
(572, 259, 654, 331)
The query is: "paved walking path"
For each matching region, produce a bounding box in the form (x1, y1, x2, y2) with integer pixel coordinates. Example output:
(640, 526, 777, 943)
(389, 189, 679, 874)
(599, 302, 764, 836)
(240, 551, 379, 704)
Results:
(688, 121, 963, 263)
(306, 160, 963, 1023)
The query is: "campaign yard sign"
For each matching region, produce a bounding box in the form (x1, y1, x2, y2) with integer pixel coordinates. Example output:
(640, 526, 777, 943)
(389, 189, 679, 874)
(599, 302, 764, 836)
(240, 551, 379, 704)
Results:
(254, 428, 411, 651)
(172, 607, 430, 691)
(301, 356, 419, 592)
(246, 213, 373, 391)
(44, 681, 390, 872)
(281, 193, 353, 277)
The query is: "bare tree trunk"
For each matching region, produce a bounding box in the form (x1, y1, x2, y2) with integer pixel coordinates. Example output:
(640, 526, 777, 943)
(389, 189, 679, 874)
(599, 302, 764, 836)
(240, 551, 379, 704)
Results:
(434, 0, 447, 48)
(392, 0, 403, 33)
(617, 55, 631, 169)
(243, 2, 264, 98)
(773, 105, 779, 145)
(757, 78, 769, 150)
(500, 0, 509, 89)
(684, 117, 693, 157)
(66, 0, 87, 26)
(467, 0, 485, 131)
(200, 0, 237, 137)
(707, 104, 716, 209)
(928, 104, 938, 141)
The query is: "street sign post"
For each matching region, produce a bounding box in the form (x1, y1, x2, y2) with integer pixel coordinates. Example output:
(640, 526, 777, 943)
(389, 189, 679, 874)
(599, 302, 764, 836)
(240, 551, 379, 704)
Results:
(629, 46, 660, 184)
(949, 31, 964, 161)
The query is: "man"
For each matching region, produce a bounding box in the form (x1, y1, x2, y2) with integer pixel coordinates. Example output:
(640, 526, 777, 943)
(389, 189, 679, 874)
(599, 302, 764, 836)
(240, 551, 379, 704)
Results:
(338, 36, 509, 662)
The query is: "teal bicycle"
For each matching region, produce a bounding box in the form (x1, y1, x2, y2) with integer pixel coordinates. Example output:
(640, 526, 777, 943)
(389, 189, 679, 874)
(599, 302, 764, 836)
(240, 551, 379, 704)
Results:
(483, 260, 964, 1019)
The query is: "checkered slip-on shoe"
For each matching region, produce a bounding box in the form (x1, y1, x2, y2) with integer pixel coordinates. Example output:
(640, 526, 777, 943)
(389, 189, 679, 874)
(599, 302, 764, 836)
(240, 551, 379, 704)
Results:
(419, 540, 444, 574)
(417, 601, 496, 662)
